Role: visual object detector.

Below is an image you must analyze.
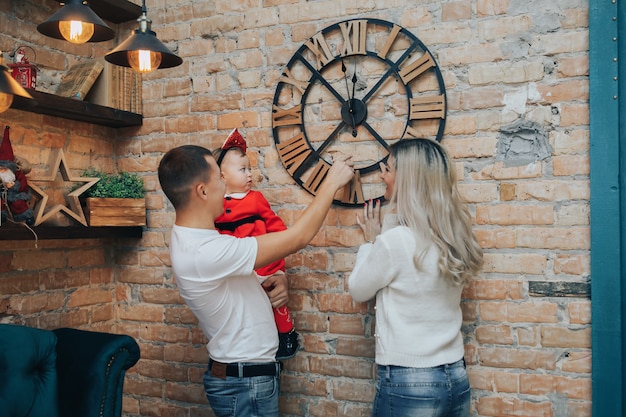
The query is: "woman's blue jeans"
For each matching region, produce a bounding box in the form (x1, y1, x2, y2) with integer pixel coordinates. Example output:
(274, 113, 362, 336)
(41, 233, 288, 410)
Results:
(372, 359, 470, 417)
(203, 366, 280, 417)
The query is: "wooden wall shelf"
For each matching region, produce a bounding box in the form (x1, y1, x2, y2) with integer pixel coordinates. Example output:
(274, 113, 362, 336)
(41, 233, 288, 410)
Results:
(62, 0, 142, 24)
(1, 0, 144, 242)
(0, 224, 143, 240)
(11, 89, 143, 128)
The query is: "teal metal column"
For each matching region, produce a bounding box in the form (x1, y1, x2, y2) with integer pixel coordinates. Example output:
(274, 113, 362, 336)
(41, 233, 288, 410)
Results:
(589, 1, 624, 416)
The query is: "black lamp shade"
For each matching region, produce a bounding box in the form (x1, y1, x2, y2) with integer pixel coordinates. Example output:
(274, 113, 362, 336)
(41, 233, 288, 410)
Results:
(37, 0, 115, 42)
(105, 29, 183, 69)
(0, 65, 33, 98)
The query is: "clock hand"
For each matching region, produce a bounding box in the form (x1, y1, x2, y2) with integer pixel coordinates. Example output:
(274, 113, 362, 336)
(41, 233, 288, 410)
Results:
(341, 60, 351, 101)
(351, 60, 357, 102)
(341, 60, 357, 135)
(350, 64, 358, 137)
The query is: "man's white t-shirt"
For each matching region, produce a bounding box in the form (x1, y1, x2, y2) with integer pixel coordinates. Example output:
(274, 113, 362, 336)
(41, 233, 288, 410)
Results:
(170, 224, 278, 363)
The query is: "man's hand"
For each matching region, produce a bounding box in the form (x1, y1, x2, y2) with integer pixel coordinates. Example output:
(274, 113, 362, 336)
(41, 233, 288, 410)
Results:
(262, 273, 289, 309)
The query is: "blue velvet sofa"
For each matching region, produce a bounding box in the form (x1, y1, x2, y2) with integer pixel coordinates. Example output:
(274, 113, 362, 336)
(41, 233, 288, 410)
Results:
(0, 324, 140, 417)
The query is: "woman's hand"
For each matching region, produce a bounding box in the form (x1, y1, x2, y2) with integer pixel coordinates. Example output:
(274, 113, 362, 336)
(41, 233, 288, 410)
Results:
(356, 199, 382, 243)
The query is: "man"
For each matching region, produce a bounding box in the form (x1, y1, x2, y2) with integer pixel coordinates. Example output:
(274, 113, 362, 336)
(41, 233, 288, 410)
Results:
(157, 145, 353, 417)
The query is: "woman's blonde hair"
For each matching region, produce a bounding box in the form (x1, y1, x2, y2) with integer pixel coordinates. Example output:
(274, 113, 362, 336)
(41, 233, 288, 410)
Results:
(389, 138, 483, 286)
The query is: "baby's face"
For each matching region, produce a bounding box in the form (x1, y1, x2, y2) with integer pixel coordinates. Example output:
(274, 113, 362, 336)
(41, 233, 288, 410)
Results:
(220, 151, 253, 194)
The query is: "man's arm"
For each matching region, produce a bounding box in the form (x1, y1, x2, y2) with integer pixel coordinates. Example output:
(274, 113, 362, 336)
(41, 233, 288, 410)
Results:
(254, 158, 353, 269)
(254, 192, 287, 233)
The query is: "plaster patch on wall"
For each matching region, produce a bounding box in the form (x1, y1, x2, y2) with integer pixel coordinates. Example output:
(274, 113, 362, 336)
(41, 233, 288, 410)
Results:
(503, 88, 528, 115)
(527, 83, 541, 101)
(496, 119, 552, 167)
(502, 83, 541, 115)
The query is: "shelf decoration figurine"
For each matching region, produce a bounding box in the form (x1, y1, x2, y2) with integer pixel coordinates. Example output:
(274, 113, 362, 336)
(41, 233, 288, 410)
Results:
(28, 149, 99, 227)
(0, 52, 32, 113)
(8, 47, 38, 90)
(0, 125, 35, 226)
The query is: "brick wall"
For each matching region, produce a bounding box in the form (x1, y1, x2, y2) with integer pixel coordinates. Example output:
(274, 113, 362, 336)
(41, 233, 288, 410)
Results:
(0, 1, 591, 416)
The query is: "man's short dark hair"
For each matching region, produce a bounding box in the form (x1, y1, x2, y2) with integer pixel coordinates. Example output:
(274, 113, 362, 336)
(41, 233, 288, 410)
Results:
(158, 145, 213, 209)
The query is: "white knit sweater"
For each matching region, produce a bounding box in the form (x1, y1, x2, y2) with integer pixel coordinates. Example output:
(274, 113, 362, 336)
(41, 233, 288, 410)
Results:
(348, 215, 465, 368)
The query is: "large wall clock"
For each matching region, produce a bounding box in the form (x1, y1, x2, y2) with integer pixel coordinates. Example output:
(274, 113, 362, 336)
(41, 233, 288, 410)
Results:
(272, 18, 446, 207)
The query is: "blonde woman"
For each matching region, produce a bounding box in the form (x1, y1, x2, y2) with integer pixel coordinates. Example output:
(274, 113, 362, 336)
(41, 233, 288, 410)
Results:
(349, 138, 483, 417)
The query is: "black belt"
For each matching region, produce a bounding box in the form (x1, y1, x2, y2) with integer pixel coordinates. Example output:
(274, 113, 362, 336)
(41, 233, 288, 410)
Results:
(209, 359, 281, 378)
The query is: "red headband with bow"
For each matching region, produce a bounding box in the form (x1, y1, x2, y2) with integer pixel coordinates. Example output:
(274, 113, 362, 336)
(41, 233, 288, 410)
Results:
(221, 128, 246, 153)
(217, 128, 247, 166)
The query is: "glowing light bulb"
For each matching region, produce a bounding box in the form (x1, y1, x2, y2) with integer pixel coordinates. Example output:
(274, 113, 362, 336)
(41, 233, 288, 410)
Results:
(59, 20, 95, 44)
(0, 92, 13, 113)
(127, 50, 162, 73)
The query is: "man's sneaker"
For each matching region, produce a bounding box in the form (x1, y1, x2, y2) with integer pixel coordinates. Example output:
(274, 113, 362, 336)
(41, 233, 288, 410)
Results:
(276, 329, 300, 360)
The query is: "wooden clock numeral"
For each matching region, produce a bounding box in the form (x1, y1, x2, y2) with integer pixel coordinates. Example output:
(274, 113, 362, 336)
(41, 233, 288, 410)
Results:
(409, 95, 446, 120)
(341, 172, 365, 205)
(272, 104, 302, 127)
(398, 53, 436, 84)
(303, 160, 331, 194)
(377, 24, 401, 60)
(304, 34, 334, 70)
(279, 68, 310, 95)
(276, 133, 312, 176)
(339, 20, 367, 56)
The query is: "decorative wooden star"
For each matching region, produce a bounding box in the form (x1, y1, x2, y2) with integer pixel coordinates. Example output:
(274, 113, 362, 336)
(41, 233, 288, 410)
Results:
(28, 149, 99, 226)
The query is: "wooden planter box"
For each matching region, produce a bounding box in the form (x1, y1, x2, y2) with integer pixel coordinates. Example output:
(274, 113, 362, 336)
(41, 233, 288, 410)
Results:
(86, 198, 146, 227)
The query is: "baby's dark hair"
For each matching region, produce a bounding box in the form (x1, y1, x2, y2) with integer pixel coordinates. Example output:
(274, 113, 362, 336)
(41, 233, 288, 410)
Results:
(214, 146, 245, 167)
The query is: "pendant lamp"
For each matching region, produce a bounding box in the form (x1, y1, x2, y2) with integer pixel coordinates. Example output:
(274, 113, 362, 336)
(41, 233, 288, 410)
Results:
(37, 0, 115, 44)
(0, 53, 33, 113)
(105, 0, 182, 73)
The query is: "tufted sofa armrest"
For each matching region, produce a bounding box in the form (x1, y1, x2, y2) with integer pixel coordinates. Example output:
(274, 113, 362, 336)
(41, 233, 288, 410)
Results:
(0, 324, 60, 417)
(53, 328, 140, 417)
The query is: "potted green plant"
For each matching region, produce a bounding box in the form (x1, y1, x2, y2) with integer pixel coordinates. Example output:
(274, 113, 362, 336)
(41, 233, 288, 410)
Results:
(79, 169, 146, 227)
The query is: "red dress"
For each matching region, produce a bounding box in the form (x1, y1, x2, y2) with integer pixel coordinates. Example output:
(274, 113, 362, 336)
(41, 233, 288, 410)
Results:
(215, 190, 293, 333)
(215, 190, 287, 276)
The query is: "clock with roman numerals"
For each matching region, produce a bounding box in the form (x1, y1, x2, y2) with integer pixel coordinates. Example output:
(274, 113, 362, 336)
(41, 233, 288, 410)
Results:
(272, 18, 446, 207)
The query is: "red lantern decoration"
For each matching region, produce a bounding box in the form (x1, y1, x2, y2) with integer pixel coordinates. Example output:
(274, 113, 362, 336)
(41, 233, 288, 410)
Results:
(8, 48, 38, 90)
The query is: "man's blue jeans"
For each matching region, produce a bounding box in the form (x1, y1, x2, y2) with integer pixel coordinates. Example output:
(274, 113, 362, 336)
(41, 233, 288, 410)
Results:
(372, 359, 470, 417)
(203, 364, 280, 417)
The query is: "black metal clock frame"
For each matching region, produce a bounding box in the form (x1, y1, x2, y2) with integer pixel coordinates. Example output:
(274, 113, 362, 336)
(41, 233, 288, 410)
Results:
(272, 18, 447, 207)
